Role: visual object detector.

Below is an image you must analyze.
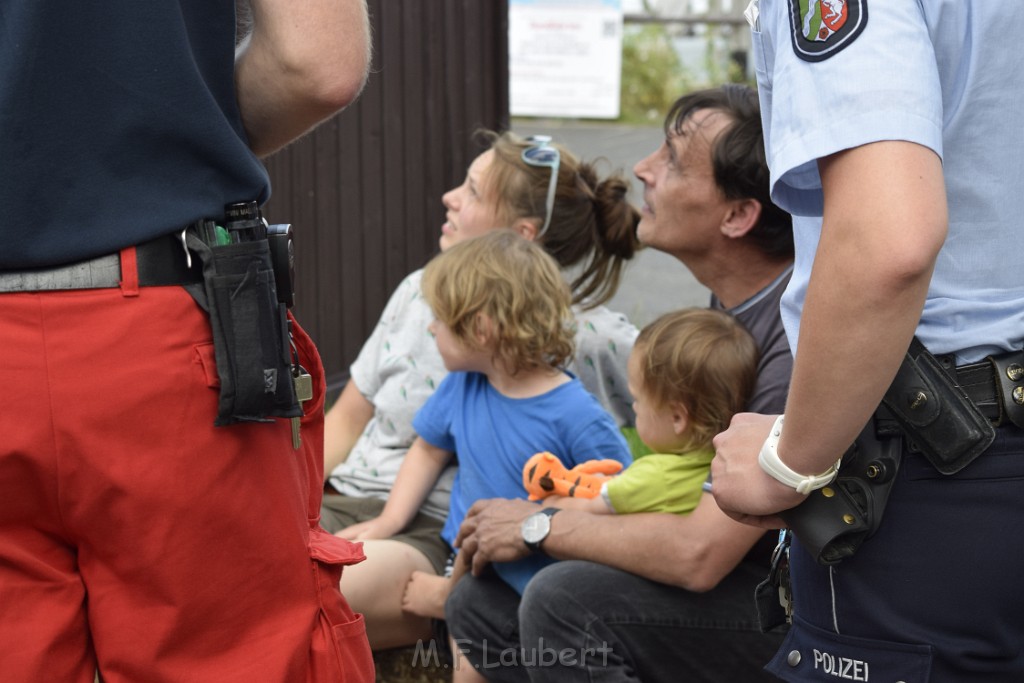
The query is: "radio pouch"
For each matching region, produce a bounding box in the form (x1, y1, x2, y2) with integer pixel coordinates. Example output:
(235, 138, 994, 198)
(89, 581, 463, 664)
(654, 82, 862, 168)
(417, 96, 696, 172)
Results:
(185, 233, 302, 426)
(780, 420, 902, 565)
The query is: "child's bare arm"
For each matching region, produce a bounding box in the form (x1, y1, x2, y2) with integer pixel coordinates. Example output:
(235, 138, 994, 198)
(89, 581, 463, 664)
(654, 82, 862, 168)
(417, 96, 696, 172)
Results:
(336, 436, 452, 539)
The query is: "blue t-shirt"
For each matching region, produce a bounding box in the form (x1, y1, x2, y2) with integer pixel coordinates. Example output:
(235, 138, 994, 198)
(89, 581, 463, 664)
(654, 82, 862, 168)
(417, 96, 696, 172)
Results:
(1, 1, 269, 268)
(413, 371, 631, 594)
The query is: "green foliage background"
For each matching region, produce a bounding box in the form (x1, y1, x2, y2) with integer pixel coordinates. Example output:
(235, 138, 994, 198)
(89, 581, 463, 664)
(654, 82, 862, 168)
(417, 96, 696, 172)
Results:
(618, 25, 693, 125)
(618, 23, 752, 125)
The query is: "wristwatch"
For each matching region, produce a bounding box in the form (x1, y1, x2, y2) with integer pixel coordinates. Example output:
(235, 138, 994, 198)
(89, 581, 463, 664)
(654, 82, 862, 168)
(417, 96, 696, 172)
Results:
(758, 414, 841, 495)
(521, 507, 560, 553)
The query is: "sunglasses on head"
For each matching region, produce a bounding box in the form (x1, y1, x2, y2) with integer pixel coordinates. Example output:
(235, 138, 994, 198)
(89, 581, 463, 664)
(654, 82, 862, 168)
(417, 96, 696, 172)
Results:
(520, 135, 561, 237)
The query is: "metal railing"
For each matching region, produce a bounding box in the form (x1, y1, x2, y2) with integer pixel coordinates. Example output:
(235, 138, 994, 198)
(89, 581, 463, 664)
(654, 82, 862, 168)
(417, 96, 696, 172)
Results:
(624, 13, 749, 26)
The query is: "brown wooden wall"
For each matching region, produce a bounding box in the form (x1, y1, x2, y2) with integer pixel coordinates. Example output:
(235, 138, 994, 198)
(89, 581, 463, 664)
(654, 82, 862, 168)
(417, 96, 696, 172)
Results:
(262, 0, 509, 388)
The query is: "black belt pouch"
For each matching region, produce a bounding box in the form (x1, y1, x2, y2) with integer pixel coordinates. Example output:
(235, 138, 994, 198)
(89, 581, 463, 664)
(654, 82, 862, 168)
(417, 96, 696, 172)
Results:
(881, 338, 996, 474)
(780, 419, 902, 565)
(186, 234, 301, 426)
(781, 338, 996, 565)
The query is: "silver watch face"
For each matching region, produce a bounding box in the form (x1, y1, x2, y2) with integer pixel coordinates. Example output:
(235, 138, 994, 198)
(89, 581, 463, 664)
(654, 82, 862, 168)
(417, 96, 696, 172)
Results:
(521, 511, 552, 546)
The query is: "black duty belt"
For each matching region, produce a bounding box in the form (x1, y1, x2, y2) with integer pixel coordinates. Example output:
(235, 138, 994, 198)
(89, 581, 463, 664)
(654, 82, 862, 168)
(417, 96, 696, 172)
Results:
(938, 351, 1024, 428)
(0, 233, 203, 292)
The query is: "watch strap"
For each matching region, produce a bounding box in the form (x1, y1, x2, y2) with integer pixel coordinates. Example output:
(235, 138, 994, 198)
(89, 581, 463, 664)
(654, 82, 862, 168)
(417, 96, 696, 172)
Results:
(757, 415, 840, 495)
(523, 507, 560, 553)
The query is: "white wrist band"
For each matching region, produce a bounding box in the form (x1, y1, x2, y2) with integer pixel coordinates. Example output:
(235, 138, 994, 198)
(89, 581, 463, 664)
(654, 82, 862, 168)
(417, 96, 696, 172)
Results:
(757, 415, 840, 495)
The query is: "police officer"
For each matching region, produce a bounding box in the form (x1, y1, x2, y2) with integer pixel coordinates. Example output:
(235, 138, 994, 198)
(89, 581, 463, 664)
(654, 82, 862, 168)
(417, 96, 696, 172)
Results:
(712, 2, 1024, 681)
(0, 1, 372, 681)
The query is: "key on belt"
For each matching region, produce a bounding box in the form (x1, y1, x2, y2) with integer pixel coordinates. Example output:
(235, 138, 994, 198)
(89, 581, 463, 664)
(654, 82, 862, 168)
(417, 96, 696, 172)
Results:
(291, 367, 313, 449)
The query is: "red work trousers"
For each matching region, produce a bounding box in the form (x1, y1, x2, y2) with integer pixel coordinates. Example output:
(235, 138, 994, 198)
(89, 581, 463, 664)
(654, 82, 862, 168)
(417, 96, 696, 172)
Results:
(0, 260, 373, 682)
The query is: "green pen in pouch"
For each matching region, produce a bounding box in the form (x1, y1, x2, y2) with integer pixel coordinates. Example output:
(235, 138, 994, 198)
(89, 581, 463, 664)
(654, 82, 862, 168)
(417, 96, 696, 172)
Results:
(214, 225, 232, 245)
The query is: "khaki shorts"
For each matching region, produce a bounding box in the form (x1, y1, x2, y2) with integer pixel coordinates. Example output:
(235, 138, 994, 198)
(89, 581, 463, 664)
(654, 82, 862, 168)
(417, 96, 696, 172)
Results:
(320, 491, 450, 575)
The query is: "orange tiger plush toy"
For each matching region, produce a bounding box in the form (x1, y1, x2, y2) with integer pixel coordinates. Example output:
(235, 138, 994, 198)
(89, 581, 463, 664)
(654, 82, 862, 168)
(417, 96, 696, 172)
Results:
(522, 451, 624, 501)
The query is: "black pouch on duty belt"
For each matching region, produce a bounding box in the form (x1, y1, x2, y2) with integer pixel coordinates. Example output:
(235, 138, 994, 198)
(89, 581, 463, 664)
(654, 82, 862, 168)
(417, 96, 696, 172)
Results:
(881, 337, 996, 474)
(781, 337, 996, 565)
(185, 233, 301, 426)
(780, 418, 902, 566)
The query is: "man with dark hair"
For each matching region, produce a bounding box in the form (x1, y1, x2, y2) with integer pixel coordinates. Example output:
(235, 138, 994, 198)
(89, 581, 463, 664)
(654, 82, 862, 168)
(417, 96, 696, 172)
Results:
(445, 85, 793, 683)
(662, 85, 793, 261)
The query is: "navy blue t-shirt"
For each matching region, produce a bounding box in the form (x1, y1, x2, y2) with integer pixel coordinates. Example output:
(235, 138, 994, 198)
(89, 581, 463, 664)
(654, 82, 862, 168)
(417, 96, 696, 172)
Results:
(0, 1, 270, 267)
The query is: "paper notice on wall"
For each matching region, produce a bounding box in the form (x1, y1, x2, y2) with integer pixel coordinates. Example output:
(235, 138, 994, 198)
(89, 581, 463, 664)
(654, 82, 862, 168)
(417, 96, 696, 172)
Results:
(509, 0, 623, 119)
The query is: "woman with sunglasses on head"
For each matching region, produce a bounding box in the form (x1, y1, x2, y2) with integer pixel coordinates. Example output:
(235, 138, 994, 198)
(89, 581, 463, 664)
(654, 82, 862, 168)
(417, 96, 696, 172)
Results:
(319, 131, 642, 651)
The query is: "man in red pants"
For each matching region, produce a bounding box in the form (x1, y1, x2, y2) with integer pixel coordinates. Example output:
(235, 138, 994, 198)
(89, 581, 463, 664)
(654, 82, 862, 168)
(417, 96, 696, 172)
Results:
(0, 2, 373, 681)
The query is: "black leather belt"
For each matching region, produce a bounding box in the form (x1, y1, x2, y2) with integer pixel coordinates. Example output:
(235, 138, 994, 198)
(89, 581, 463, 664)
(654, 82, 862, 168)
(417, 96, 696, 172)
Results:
(0, 233, 203, 292)
(939, 351, 1024, 428)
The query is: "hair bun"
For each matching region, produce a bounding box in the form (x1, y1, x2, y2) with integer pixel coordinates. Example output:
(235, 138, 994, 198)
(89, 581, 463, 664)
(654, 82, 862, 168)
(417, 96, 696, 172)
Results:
(591, 171, 640, 261)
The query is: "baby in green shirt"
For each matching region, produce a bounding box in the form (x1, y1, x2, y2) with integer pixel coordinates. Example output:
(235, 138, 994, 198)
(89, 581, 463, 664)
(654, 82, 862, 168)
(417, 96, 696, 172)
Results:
(525, 307, 758, 515)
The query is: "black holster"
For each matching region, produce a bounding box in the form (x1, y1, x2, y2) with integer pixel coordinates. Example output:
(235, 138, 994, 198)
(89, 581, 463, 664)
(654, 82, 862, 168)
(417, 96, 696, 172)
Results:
(781, 338, 996, 565)
(779, 415, 902, 565)
(185, 232, 302, 426)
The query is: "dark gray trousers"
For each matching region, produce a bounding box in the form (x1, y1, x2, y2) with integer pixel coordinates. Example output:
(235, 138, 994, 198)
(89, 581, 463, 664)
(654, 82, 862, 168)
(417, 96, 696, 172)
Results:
(446, 559, 785, 682)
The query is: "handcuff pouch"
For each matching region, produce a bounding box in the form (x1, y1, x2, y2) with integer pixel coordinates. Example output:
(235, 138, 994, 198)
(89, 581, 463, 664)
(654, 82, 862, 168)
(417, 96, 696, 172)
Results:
(881, 338, 995, 474)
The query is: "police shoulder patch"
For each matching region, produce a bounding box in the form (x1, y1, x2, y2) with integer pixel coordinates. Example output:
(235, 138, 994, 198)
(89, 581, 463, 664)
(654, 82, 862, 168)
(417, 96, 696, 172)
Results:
(788, 0, 867, 62)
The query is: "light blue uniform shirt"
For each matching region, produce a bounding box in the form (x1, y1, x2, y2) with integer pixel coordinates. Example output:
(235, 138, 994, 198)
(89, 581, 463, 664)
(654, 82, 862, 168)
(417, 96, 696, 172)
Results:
(753, 1, 1024, 363)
